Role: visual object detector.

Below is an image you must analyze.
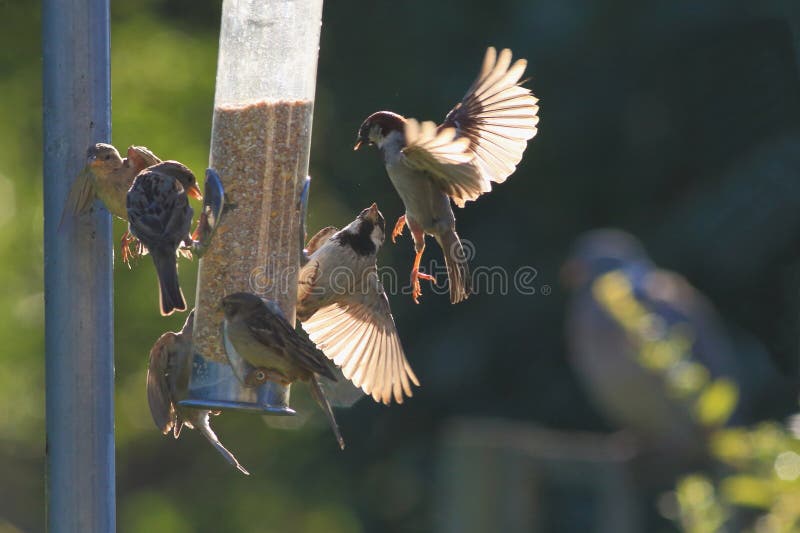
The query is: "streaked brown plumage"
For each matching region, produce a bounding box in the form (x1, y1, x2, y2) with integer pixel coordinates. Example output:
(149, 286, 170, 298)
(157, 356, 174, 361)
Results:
(355, 47, 539, 304)
(297, 204, 419, 405)
(221, 292, 345, 449)
(126, 161, 198, 316)
(147, 311, 249, 475)
(61, 143, 169, 265)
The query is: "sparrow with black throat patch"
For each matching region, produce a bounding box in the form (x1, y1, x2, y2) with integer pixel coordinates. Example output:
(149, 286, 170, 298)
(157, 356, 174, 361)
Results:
(297, 203, 419, 405)
(147, 311, 249, 475)
(221, 292, 346, 450)
(126, 161, 199, 316)
(355, 47, 539, 303)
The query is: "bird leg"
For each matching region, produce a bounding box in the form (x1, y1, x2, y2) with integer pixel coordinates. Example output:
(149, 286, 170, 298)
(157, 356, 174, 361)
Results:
(408, 221, 435, 303)
(391, 215, 406, 243)
(120, 231, 138, 268)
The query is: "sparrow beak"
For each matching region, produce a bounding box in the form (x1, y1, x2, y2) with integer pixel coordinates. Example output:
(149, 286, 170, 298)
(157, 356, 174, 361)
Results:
(353, 139, 363, 151)
(186, 183, 204, 201)
(364, 202, 380, 223)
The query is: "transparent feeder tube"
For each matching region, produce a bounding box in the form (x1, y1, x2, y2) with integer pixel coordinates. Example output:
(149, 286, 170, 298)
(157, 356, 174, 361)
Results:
(188, 0, 323, 412)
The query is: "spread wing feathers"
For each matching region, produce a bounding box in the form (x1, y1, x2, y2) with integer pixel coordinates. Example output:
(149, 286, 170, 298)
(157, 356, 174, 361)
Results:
(62, 167, 97, 221)
(245, 304, 336, 381)
(301, 275, 419, 405)
(441, 47, 539, 191)
(126, 145, 161, 172)
(401, 118, 489, 206)
(305, 226, 338, 256)
(146, 332, 179, 435)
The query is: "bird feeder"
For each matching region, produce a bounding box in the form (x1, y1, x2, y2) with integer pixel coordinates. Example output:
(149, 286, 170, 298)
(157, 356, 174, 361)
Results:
(182, 0, 323, 414)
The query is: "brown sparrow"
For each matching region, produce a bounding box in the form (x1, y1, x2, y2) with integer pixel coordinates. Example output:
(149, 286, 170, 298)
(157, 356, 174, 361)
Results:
(355, 47, 539, 303)
(221, 292, 345, 450)
(61, 143, 180, 265)
(297, 203, 418, 405)
(147, 311, 249, 475)
(126, 161, 199, 316)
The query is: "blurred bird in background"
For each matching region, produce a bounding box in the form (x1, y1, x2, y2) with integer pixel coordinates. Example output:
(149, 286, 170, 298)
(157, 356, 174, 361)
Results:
(221, 292, 346, 450)
(147, 311, 249, 475)
(61, 143, 161, 265)
(562, 229, 771, 468)
(298, 203, 418, 405)
(126, 161, 202, 316)
(355, 47, 539, 304)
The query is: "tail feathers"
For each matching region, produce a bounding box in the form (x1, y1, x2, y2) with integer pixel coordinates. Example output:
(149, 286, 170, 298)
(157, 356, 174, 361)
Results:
(310, 375, 345, 450)
(196, 416, 250, 475)
(152, 250, 186, 316)
(437, 230, 471, 304)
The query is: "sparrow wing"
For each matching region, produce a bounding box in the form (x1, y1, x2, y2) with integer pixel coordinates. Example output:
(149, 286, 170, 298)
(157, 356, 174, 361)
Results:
(300, 269, 419, 404)
(305, 226, 338, 256)
(245, 303, 337, 381)
(127, 172, 193, 246)
(126, 145, 161, 172)
(62, 167, 97, 219)
(146, 332, 179, 435)
(401, 118, 489, 206)
(440, 47, 539, 189)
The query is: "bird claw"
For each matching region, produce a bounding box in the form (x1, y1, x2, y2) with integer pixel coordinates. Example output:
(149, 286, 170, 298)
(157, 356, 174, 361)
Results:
(391, 215, 406, 244)
(411, 268, 435, 304)
(120, 232, 141, 269)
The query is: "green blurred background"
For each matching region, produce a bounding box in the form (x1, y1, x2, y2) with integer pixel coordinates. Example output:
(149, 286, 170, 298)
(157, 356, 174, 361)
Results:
(3, 0, 800, 531)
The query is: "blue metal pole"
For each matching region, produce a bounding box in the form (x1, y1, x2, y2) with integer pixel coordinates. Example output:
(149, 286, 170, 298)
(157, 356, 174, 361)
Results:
(43, 0, 115, 530)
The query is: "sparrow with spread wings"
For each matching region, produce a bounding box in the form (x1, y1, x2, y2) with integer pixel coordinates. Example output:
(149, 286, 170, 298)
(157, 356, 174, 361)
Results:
(355, 47, 539, 303)
(297, 203, 418, 405)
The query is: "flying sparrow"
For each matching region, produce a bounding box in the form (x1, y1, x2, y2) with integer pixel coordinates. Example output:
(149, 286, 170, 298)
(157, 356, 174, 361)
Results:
(221, 292, 345, 450)
(147, 310, 249, 475)
(297, 203, 419, 405)
(355, 47, 539, 303)
(126, 161, 199, 316)
(61, 143, 187, 265)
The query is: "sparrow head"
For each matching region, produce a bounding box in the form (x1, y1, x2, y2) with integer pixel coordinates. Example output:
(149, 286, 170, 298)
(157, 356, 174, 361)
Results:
(335, 203, 386, 256)
(149, 161, 203, 200)
(86, 143, 123, 171)
(562, 229, 651, 289)
(354, 111, 406, 150)
(222, 292, 284, 321)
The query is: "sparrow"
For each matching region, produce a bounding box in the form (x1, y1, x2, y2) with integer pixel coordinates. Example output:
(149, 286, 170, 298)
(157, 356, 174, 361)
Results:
(61, 143, 187, 265)
(147, 311, 249, 475)
(126, 161, 199, 316)
(297, 203, 419, 405)
(221, 292, 345, 450)
(562, 229, 754, 461)
(355, 47, 539, 304)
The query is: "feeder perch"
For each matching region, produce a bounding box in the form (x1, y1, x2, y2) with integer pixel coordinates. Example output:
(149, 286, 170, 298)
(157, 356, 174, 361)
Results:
(182, 0, 324, 414)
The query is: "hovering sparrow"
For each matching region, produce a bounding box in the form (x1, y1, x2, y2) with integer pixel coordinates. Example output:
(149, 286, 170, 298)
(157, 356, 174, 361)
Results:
(297, 203, 418, 405)
(127, 161, 199, 316)
(147, 311, 249, 475)
(355, 47, 539, 303)
(221, 292, 345, 450)
(61, 143, 180, 265)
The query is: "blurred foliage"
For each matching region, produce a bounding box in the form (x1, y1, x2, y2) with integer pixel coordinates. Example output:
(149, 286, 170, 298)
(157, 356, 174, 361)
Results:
(2, 0, 800, 531)
(672, 423, 800, 532)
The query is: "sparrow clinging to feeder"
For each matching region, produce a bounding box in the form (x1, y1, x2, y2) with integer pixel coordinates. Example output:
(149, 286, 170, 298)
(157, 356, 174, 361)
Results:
(127, 161, 201, 316)
(147, 311, 249, 475)
(221, 292, 345, 450)
(297, 203, 419, 405)
(354, 47, 539, 304)
(61, 143, 170, 265)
